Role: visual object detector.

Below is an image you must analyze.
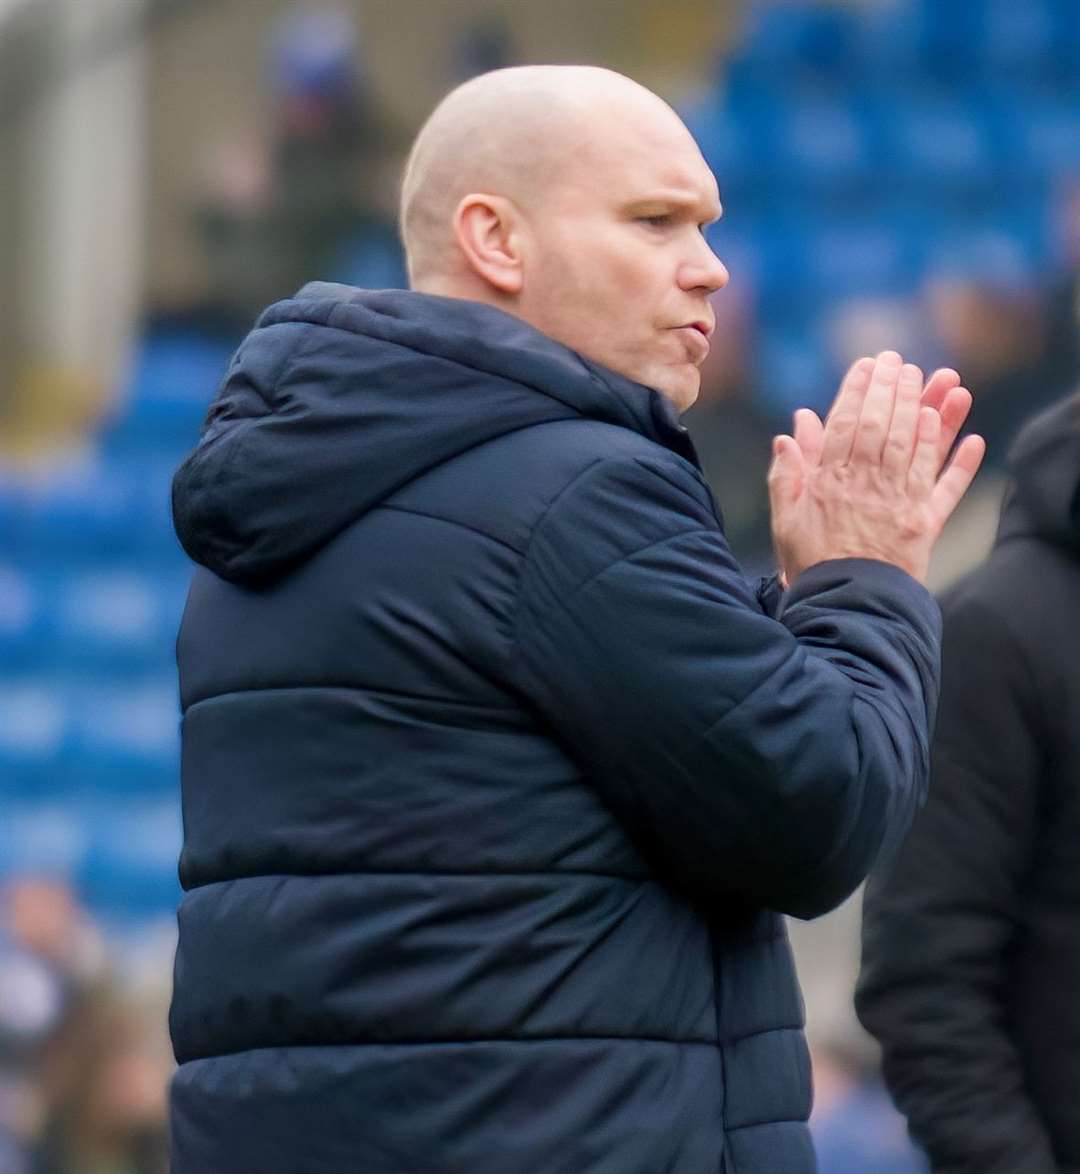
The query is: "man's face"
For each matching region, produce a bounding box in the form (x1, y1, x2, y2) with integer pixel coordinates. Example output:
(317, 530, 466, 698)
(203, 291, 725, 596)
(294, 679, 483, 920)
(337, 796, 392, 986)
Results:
(515, 105, 728, 412)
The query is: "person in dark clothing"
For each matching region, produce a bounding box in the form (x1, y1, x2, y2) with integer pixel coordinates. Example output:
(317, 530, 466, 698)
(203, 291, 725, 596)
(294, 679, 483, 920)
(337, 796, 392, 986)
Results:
(168, 66, 983, 1173)
(857, 389, 1080, 1174)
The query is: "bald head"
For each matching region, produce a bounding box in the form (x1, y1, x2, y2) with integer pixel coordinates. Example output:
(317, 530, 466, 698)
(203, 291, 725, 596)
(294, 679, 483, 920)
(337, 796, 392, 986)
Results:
(398, 65, 728, 411)
(399, 65, 695, 286)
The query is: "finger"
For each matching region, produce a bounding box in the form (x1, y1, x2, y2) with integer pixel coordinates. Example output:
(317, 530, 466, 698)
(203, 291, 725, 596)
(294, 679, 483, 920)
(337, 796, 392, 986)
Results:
(908, 406, 942, 497)
(930, 433, 987, 525)
(850, 350, 904, 465)
(937, 386, 973, 471)
(820, 357, 875, 465)
(767, 434, 805, 512)
(793, 408, 825, 468)
(920, 367, 961, 414)
(882, 362, 924, 480)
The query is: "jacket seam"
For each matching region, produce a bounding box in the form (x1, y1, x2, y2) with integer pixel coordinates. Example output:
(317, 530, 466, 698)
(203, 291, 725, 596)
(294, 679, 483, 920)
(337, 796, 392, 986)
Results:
(180, 1033, 723, 1064)
(182, 682, 529, 716)
(183, 867, 653, 886)
(378, 503, 526, 556)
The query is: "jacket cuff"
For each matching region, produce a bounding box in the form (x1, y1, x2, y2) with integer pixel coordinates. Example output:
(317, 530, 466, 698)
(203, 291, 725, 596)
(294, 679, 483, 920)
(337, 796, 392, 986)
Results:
(779, 557, 938, 629)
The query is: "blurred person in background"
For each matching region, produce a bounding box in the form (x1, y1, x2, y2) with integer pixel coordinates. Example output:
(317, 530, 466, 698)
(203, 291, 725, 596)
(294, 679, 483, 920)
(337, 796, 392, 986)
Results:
(193, 4, 401, 334)
(858, 389, 1080, 1174)
(683, 275, 776, 571)
(30, 990, 169, 1174)
(923, 253, 1061, 476)
(810, 1037, 928, 1174)
(0, 879, 171, 1174)
(167, 62, 983, 1173)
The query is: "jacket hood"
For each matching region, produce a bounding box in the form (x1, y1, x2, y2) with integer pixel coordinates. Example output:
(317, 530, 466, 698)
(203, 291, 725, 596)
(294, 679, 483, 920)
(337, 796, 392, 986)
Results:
(172, 283, 697, 584)
(997, 389, 1080, 552)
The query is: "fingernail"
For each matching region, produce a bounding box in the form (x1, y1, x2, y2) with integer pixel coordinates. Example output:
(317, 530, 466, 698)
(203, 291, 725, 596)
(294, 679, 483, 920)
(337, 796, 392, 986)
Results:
(877, 350, 902, 365)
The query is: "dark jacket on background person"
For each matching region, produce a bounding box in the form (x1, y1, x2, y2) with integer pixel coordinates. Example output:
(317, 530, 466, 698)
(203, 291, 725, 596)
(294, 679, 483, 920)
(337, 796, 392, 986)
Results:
(857, 391, 1080, 1174)
(169, 284, 940, 1174)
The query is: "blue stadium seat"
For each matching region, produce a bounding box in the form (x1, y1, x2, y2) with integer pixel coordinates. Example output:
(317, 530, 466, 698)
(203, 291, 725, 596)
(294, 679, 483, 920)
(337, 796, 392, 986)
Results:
(6, 452, 142, 563)
(851, 0, 980, 78)
(875, 94, 997, 190)
(770, 95, 876, 193)
(717, 215, 815, 313)
(0, 681, 67, 796)
(1007, 96, 1080, 178)
(977, 0, 1065, 78)
(756, 321, 834, 421)
(805, 218, 916, 300)
(681, 97, 763, 191)
(43, 569, 186, 673)
(0, 563, 42, 670)
(730, 0, 858, 80)
(923, 224, 1041, 293)
(112, 327, 236, 444)
(330, 224, 409, 290)
(77, 798, 182, 919)
(63, 679, 179, 795)
(0, 801, 85, 877)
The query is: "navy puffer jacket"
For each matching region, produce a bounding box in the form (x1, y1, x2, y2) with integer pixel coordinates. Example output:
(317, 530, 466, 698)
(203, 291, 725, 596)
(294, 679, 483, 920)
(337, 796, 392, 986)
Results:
(169, 285, 940, 1174)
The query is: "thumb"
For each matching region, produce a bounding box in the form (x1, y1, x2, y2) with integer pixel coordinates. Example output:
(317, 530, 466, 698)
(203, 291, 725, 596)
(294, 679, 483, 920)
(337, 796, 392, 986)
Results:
(767, 434, 804, 511)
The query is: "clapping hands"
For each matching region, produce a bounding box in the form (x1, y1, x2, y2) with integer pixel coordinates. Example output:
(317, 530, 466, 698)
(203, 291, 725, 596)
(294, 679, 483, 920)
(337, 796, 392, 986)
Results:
(768, 352, 986, 585)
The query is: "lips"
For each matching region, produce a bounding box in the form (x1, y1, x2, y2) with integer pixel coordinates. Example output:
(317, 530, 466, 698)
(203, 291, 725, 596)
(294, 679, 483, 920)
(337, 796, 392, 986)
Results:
(674, 324, 711, 361)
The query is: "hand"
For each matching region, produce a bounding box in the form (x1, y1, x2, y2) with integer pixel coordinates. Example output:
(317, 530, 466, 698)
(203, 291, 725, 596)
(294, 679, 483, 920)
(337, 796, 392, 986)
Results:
(768, 352, 986, 585)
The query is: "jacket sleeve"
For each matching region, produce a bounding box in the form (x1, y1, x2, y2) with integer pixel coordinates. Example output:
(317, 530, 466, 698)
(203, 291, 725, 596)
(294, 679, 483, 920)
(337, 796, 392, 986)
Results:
(856, 592, 1058, 1174)
(514, 454, 940, 920)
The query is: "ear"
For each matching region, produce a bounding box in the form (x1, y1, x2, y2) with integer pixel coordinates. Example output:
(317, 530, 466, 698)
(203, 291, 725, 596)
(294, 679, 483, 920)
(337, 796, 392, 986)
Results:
(452, 193, 524, 295)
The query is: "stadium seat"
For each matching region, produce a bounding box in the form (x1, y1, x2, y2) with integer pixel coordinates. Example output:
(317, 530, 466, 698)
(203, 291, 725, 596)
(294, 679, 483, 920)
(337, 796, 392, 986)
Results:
(77, 798, 182, 919)
(331, 223, 409, 290)
(0, 680, 67, 796)
(729, 0, 858, 81)
(681, 97, 763, 192)
(0, 801, 86, 878)
(756, 321, 834, 421)
(851, 0, 980, 79)
(770, 94, 877, 194)
(0, 564, 42, 671)
(1008, 96, 1080, 179)
(976, 0, 1064, 79)
(44, 569, 185, 673)
(63, 679, 179, 796)
(111, 326, 236, 444)
(5, 450, 142, 563)
(874, 93, 997, 192)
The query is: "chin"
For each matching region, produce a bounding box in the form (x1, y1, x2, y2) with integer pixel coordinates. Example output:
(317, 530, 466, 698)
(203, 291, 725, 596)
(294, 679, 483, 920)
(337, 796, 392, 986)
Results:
(654, 371, 700, 415)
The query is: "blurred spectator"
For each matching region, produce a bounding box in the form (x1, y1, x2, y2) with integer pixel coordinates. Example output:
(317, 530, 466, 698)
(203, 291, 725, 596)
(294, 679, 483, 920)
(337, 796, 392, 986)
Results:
(0, 880, 170, 1174)
(923, 259, 1059, 471)
(684, 281, 775, 570)
(452, 17, 518, 84)
(194, 4, 401, 332)
(858, 390, 1080, 1173)
(811, 1042, 929, 1174)
(1045, 177, 1080, 395)
(31, 990, 169, 1174)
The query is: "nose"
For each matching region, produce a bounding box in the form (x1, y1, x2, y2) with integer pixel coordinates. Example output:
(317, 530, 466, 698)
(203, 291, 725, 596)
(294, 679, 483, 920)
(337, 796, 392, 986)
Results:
(678, 238, 729, 295)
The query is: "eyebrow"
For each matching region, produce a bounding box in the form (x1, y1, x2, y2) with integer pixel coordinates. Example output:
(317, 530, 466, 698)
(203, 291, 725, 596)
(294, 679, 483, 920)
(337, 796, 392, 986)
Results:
(628, 189, 723, 223)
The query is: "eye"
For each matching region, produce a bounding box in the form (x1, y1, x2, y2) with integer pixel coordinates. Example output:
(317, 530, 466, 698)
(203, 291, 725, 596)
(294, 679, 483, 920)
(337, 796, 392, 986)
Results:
(638, 214, 675, 228)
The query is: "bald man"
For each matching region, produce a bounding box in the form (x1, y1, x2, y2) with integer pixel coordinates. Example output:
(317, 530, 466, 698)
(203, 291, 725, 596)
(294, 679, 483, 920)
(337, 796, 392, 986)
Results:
(169, 67, 982, 1173)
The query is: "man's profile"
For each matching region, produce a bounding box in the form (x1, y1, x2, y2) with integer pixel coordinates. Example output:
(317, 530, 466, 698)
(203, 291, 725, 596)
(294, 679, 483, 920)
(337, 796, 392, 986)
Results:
(168, 66, 982, 1173)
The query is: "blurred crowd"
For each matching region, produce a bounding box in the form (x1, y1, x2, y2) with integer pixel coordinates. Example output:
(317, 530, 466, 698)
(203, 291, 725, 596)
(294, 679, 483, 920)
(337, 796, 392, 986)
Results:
(0, 879, 169, 1174)
(1, 0, 1078, 1170)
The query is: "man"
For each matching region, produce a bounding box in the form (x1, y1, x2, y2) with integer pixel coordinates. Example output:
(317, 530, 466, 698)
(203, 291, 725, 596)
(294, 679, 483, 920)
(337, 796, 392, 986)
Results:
(168, 66, 983, 1173)
(857, 390, 1080, 1174)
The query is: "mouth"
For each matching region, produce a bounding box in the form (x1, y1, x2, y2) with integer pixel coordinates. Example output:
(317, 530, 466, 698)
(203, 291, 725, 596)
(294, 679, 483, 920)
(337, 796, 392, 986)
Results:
(673, 322, 712, 362)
